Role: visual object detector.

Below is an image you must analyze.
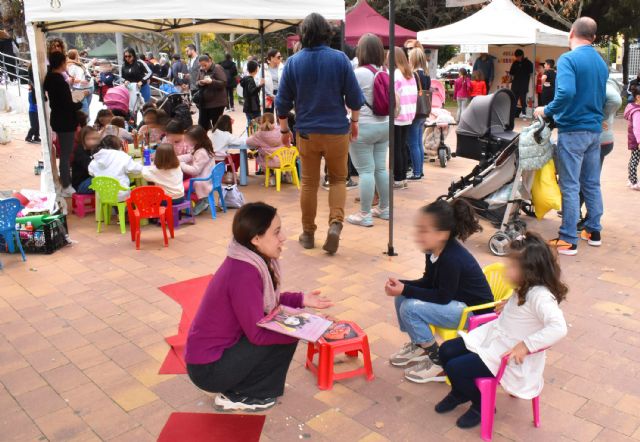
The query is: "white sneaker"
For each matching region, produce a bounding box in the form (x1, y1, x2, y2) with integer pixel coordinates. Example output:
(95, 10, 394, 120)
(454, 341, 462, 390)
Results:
(404, 359, 447, 383)
(630, 183, 640, 191)
(346, 211, 373, 227)
(390, 342, 428, 367)
(371, 206, 389, 220)
(61, 186, 76, 197)
(393, 181, 405, 189)
(214, 393, 276, 411)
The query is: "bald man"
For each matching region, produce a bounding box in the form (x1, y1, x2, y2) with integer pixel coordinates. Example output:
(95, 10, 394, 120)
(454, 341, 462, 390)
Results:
(534, 17, 608, 256)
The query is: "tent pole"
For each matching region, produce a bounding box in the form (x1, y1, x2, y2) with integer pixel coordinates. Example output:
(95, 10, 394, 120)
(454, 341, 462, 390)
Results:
(260, 20, 265, 114)
(195, 33, 201, 54)
(340, 20, 345, 52)
(532, 43, 537, 108)
(115, 32, 124, 67)
(386, 0, 397, 257)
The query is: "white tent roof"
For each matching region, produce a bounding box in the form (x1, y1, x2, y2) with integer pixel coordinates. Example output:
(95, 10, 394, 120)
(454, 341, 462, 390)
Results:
(25, 0, 345, 34)
(417, 0, 569, 47)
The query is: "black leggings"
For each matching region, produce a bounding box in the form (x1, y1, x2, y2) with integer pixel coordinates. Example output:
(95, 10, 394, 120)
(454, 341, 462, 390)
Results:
(440, 337, 494, 410)
(27, 111, 40, 140)
(187, 336, 297, 399)
(393, 125, 410, 181)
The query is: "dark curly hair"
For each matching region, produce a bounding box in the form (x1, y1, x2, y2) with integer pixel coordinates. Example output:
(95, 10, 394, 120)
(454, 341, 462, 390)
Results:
(509, 232, 568, 306)
(421, 199, 482, 242)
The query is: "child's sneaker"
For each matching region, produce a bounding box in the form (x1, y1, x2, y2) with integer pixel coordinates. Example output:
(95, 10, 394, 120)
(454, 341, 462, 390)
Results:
(60, 186, 76, 198)
(346, 211, 373, 227)
(371, 206, 389, 220)
(548, 238, 577, 256)
(580, 230, 601, 247)
(404, 359, 446, 383)
(214, 393, 276, 412)
(389, 342, 427, 367)
(193, 199, 209, 216)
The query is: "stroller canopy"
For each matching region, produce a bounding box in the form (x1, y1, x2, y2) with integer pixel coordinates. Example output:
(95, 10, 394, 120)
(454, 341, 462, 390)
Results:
(457, 89, 515, 138)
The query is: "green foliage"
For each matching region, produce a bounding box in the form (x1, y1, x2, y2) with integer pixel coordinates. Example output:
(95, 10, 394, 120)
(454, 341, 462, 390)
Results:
(438, 45, 458, 66)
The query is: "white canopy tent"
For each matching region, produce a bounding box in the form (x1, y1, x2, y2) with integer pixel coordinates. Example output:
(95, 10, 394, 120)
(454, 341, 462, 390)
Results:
(23, 0, 345, 194)
(416, 0, 569, 47)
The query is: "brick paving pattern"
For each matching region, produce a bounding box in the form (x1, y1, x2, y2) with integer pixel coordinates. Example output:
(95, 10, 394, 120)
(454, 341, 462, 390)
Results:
(1, 114, 639, 441)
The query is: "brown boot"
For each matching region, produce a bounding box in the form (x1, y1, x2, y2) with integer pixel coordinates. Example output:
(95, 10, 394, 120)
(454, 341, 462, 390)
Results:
(299, 231, 315, 249)
(322, 222, 343, 255)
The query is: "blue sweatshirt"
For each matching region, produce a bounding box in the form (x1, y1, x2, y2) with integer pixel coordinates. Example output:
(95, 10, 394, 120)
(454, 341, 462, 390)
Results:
(276, 45, 365, 135)
(543, 45, 608, 133)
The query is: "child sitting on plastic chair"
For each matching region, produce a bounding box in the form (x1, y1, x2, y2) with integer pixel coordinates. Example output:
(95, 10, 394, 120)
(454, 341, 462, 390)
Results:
(142, 143, 185, 205)
(179, 126, 216, 215)
(246, 113, 282, 182)
(89, 135, 143, 201)
(163, 119, 192, 155)
(435, 232, 568, 430)
(385, 199, 494, 383)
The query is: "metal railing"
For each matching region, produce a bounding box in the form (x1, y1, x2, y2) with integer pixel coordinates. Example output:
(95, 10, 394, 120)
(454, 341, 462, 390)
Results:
(0, 52, 32, 96)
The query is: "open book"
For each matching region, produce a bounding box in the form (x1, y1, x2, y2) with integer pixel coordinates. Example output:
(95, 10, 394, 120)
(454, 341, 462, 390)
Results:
(257, 305, 333, 342)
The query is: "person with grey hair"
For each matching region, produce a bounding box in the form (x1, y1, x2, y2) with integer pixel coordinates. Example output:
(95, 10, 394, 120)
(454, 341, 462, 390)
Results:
(534, 17, 608, 256)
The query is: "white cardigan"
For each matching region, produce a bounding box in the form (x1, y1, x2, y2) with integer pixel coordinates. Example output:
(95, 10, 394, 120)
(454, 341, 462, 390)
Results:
(459, 285, 567, 399)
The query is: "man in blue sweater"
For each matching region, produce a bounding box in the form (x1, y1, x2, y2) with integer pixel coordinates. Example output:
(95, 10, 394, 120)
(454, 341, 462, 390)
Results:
(534, 17, 607, 256)
(277, 13, 365, 255)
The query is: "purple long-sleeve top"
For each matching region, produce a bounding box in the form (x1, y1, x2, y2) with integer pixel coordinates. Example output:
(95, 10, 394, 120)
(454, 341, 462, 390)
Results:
(185, 257, 304, 365)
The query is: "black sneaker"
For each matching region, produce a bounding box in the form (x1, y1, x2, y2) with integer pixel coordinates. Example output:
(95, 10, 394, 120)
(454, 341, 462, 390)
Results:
(580, 230, 601, 247)
(548, 238, 578, 256)
(435, 393, 466, 414)
(346, 179, 358, 190)
(456, 406, 482, 429)
(576, 218, 586, 233)
(214, 392, 276, 412)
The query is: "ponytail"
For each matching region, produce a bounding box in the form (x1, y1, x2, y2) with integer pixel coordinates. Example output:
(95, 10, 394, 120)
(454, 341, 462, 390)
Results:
(421, 199, 482, 242)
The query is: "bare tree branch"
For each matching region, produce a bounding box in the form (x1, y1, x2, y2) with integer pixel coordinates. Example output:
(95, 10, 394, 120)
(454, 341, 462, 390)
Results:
(529, 0, 573, 29)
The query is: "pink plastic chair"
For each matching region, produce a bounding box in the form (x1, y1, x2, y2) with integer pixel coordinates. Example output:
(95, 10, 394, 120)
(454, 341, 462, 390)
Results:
(468, 313, 542, 441)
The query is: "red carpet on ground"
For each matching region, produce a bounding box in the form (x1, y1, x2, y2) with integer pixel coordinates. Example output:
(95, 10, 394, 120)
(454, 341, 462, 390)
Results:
(158, 275, 212, 374)
(158, 412, 265, 442)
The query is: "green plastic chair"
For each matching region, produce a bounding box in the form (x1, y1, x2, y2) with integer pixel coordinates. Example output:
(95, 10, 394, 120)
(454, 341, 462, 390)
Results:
(89, 176, 133, 234)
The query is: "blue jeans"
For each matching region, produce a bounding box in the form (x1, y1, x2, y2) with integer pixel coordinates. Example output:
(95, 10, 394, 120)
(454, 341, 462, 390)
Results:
(556, 131, 603, 244)
(407, 117, 426, 177)
(140, 83, 151, 103)
(80, 87, 93, 116)
(76, 177, 94, 194)
(349, 122, 389, 212)
(394, 295, 467, 346)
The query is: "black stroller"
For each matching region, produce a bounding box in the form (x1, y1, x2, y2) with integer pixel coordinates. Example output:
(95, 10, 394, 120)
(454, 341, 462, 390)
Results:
(441, 89, 553, 256)
(157, 93, 193, 130)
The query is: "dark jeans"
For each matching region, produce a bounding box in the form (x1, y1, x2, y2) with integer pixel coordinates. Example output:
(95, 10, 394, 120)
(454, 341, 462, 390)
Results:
(393, 125, 410, 181)
(440, 337, 494, 410)
(226, 87, 235, 108)
(511, 88, 527, 118)
(579, 142, 613, 221)
(198, 106, 225, 131)
(187, 336, 297, 399)
(27, 111, 40, 140)
(245, 111, 261, 130)
(56, 131, 75, 188)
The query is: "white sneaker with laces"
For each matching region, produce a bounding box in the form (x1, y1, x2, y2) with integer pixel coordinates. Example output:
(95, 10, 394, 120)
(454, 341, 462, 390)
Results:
(371, 206, 389, 220)
(61, 186, 76, 198)
(404, 359, 446, 383)
(390, 342, 428, 367)
(346, 211, 373, 227)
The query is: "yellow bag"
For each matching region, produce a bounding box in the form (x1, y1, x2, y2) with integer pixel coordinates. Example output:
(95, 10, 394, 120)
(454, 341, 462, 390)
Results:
(531, 159, 562, 220)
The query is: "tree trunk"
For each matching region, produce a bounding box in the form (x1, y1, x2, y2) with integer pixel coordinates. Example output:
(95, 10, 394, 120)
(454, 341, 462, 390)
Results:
(622, 32, 630, 88)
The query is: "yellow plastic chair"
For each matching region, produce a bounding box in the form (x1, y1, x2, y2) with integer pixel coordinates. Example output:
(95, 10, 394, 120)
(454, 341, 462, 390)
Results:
(431, 262, 514, 341)
(265, 146, 300, 192)
(89, 176, 134, 234)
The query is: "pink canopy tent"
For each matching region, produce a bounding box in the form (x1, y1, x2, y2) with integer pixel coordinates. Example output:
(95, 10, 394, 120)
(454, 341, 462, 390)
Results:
(286, 0, 416, 48)
(345, 0, 416, 46)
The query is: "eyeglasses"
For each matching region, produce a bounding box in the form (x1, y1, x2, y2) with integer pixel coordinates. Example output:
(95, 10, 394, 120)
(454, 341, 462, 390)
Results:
(124, 55, 132, 59)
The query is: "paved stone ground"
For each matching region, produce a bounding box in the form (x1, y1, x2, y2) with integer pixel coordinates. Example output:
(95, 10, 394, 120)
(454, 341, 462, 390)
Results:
(1, 110, 639, 442)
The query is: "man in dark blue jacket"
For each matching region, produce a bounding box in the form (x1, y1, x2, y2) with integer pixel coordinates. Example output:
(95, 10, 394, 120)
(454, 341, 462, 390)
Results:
(276, 13, 365, 255)
(535, 17, 608, 256)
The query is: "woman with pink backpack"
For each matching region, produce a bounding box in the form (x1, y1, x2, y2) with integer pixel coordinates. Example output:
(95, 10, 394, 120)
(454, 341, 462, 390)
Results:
(454, 68, 472, 123)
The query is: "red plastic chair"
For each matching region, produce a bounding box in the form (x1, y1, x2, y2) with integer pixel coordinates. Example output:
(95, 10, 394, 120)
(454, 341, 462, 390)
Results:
(305, 321, 374, 390)
(126, 186, 175, 250)
(469, 313, 543, 441)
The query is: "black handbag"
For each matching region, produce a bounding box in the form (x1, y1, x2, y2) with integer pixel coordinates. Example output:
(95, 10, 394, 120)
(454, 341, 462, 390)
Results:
(414, 72, 431, 119)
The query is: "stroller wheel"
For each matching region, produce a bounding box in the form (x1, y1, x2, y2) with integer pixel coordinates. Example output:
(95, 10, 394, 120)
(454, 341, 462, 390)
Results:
(489, 232, 511, 256)
(438, 149, 447, 168)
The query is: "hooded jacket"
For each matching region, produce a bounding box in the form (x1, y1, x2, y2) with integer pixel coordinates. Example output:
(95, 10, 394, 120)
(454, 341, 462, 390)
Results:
(88, 149, 143, 200)
(601, 78, 623, 145)
(624, 103, 640, 151)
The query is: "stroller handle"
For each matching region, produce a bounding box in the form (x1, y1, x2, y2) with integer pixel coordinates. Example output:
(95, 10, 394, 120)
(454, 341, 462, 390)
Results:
(533, 115, 548, 144)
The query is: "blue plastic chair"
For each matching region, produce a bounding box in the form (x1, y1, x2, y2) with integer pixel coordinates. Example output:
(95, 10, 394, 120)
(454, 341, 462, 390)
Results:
(187, 162, 227, 220)
(0, 198, 26, 269)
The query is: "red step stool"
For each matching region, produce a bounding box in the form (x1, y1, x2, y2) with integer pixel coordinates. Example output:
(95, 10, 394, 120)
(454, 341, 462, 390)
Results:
(72, 193, 95, 218)
(305, 321, 374, 390)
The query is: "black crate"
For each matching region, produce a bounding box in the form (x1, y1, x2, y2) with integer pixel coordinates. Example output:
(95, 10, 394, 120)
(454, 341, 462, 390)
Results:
(1, 215, 69, 255)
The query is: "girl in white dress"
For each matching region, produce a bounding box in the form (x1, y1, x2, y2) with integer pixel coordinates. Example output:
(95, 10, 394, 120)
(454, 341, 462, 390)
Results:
(435, 232, 568, 429)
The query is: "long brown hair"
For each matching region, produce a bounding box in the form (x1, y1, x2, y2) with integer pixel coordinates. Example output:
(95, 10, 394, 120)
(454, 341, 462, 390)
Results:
(393, 47, 412, 79)
(509, 232, 568, 305)
(184, 125, 214, 157)
(154, 143, 180, 170)
(232, 202, 280, 289)
(356, 33, 385, 67)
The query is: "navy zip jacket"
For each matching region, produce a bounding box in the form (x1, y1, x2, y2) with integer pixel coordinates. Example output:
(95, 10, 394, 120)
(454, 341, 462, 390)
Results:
(401, 239, 494, 310)
(276, 45, 364, 135)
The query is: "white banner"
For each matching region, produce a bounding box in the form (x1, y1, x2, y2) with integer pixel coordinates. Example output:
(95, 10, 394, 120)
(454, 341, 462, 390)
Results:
(446, 0, 486, 6)
(460, 43, 489, 53)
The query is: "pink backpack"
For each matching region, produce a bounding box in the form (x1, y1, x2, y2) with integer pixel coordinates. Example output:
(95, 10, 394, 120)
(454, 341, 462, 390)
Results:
(363, 65, 391, 116)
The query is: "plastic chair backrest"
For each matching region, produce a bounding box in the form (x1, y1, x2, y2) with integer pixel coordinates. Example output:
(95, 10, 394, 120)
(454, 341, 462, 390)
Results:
(209, 161, 226, 188)
(128, 186, 167, 218)
(0, 198, 22, 231)
(90, 176, 128, 205)
(483, 262, 513, 302)
(273, 146, 298, 168)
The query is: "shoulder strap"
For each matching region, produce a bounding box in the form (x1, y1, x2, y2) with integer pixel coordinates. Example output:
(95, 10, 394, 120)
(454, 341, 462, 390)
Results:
(363, 64, 379, 76)
(413, 72, 423, 93)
